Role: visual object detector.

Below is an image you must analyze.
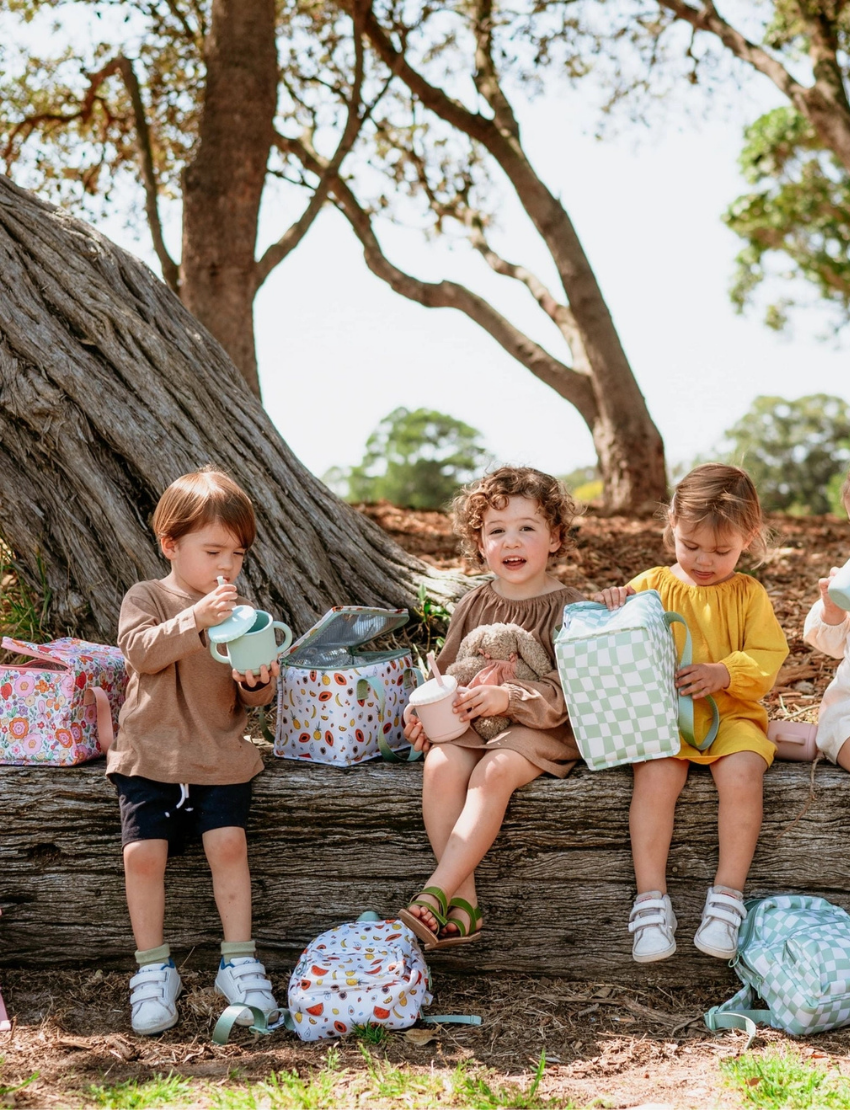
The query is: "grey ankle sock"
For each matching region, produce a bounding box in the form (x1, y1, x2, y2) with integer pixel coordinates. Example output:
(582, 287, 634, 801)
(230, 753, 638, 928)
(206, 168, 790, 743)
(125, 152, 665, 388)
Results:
(135, 942, 170, 967)
(221, 939, 256, 960)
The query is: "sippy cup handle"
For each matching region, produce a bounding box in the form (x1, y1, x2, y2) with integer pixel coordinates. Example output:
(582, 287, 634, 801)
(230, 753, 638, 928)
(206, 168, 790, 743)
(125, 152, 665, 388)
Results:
(210, 641, 232, 664)
(272, 621, 293, 655)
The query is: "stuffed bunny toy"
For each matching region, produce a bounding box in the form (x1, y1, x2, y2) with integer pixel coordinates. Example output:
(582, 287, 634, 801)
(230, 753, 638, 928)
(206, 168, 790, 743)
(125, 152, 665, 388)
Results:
(446, 622, 552, 741)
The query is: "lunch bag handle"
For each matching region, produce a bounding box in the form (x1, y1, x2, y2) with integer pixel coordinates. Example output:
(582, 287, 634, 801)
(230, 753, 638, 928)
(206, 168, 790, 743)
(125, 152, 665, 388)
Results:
(663, 612, 719, 752)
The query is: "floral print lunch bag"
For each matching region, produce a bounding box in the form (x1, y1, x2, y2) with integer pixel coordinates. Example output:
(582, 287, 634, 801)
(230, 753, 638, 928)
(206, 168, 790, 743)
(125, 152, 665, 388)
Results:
(0, 637, 127, 765)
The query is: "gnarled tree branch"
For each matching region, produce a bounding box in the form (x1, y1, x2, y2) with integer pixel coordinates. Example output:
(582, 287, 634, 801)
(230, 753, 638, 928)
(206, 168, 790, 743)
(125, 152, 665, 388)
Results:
(277, 132, 598, 427)
(116, 55, 180, 293)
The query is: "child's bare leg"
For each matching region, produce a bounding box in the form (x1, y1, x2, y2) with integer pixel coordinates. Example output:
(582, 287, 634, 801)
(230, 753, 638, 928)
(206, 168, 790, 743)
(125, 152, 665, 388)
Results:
(836, 738, 850, 771)
(711, 751, 766, 891)
(630, 758, 689, 893)
(418, 748, 541, 913)
(409, 744, 482, 932)
(203, 827, 252, 941)
(124, 839, 168, 951)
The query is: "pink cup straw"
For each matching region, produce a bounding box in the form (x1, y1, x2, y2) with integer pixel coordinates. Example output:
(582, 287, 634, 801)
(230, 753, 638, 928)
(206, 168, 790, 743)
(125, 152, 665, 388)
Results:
(426, 651, 444, 687)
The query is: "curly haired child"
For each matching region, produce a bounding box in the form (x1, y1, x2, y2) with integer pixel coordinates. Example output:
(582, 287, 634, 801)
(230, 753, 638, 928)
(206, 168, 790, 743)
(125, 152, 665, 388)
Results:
(399, 466, 585, 950)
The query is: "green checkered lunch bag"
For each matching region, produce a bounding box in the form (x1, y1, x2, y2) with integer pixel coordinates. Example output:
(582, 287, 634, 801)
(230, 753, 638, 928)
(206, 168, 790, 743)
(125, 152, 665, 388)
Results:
(705, 895, 850, 1043)
(554, 590, 719, 770)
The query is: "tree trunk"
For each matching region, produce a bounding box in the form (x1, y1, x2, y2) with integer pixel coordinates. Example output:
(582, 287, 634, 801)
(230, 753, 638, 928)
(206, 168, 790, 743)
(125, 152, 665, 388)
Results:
(180, 0, 278, 398)
(0, 174, 465, 641)
(1, 758, 843, 988)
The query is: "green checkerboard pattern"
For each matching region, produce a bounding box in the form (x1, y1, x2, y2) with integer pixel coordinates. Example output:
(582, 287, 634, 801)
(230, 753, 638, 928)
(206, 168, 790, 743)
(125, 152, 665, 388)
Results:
(707, 895, 850, 1036)
(554, 590, 680, 771)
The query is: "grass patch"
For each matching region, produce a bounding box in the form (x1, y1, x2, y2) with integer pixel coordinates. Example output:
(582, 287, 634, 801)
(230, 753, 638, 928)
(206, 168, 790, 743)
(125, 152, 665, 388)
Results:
(0, 540, 51, 644)
(722, 1047, 850, 1108)
(0, 1055, 39, 1099)
(86, 1072, 195, 1109)
(209, 1048, 575, 1109)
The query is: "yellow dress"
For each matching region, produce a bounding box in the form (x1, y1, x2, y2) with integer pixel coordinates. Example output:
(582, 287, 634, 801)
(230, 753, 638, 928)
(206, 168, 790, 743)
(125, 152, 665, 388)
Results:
(629, 567, 789, 766)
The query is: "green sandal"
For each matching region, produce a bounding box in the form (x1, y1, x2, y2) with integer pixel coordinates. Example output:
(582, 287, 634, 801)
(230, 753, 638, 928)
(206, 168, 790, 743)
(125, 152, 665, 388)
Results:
(434, 898, 483, 949)
(399, 886, 448, 951)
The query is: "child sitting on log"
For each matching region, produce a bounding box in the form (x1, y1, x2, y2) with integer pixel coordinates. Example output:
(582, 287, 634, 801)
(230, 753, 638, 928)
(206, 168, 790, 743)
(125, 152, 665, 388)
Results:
(803, 467, 850, 769)
(400, 466, 585, 950)
(595, 464, 788, 964)
(107, 468, 279, 1035)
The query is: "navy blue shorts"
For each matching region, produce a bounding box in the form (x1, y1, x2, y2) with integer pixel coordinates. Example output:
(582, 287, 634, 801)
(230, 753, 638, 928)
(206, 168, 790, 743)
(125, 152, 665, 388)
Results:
(111, 774, 253, 856)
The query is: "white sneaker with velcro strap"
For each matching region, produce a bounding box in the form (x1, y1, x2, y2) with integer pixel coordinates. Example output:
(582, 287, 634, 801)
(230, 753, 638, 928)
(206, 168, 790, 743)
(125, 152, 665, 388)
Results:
(215, 956, 280, 1026)
(694, 885, 746, 959)
(129, 961, 182, 1034)
(628, 891, 677, 963)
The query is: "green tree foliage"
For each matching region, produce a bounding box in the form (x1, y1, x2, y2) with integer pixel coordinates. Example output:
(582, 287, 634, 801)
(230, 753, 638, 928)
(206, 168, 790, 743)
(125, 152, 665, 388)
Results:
(721, 394, 850, 515)
(346, 407, 490, 510)
(724, 107, 850, 332)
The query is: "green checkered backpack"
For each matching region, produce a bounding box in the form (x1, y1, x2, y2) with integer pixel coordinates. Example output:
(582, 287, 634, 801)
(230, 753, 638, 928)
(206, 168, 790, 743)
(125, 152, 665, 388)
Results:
(705, 895, 850, 1043)
(554, 590, 718, 770)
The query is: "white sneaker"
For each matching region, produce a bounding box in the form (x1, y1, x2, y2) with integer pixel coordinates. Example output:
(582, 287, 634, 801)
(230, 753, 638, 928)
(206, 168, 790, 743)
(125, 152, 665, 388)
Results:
(694, 885, 746, 959)
(628, 891, 677, 963)
(215, 956, 279, 1027)
(129, 961, 182, 1034)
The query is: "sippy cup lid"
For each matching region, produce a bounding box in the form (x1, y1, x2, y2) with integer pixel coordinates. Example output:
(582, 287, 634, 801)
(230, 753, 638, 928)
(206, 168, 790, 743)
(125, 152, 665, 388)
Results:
(208, 605, 256, 644)
(407, 674, 458, 706)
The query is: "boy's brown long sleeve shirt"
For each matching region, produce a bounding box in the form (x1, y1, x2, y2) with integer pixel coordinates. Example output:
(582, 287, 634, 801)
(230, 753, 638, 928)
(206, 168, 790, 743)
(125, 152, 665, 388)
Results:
(106, 579, 271, 785)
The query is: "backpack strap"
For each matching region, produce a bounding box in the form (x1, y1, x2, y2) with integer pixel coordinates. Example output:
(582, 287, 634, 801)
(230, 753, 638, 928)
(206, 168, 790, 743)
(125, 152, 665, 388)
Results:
(422, 1014, 482, 1026)
(704, 984, 765, 1050)
(212, 1004, 296, 1045)
(663, 612, 720, 751)
(83, 687, 115, 754)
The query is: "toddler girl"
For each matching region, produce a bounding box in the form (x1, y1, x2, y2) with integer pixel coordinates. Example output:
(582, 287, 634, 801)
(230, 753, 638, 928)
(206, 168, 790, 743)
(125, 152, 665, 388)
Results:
(107, 468, 279, 1034)
(804, 469, 850, 769)
(400, 466, 584, 950)
(596, 464, 788, 963)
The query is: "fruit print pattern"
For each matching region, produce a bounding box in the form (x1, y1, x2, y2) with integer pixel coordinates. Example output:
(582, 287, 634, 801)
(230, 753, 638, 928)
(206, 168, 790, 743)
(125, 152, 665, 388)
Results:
(0, 637, 126, 766)
(287, 919, 431, 1041)
(274, 654, 420, 766)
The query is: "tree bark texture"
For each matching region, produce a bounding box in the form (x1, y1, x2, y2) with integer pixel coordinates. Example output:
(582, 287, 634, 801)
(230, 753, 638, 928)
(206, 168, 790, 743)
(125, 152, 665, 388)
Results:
(0, 758, 842, 988)
(0, 174, 466, 641)
(180, 0, 278, 397)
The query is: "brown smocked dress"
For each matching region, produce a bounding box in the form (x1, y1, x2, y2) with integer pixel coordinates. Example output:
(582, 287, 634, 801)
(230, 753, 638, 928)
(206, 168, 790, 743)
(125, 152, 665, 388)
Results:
(434, 581, 584, 777)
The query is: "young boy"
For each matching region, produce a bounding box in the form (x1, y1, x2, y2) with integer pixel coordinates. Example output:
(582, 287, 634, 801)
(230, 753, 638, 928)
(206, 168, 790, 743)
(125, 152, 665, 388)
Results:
(107, 468, 279, 1034)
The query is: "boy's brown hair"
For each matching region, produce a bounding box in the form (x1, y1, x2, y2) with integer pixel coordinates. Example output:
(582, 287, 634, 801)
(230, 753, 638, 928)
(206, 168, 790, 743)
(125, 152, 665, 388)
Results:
(664, 463, 770, 564)
(452, 466, 577, 566)
(152, 467, 256, 549)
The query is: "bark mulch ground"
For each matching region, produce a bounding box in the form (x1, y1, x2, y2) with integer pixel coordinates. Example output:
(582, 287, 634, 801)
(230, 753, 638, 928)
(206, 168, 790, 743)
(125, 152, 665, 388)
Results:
(3, 506, 850, 1108)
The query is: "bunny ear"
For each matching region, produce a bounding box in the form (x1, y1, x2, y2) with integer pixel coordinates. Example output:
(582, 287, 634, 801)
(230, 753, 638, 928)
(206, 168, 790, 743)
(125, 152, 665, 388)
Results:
(514, 629, 552, 676)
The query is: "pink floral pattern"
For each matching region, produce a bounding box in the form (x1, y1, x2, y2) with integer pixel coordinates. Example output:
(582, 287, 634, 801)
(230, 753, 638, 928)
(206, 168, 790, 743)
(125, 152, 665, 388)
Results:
(1, 637, 126, 766)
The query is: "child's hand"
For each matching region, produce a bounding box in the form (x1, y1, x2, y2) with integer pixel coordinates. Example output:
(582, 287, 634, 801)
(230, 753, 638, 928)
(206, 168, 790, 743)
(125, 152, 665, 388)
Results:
(675, 663, 730, 699)
(819, 571, 848, 625)
(403, 713, 431, 754)
(592, 585, 635, 610)
(234, 660, 281, 688)
(193, 581, 238, 629)
(454, 684, 510, 722)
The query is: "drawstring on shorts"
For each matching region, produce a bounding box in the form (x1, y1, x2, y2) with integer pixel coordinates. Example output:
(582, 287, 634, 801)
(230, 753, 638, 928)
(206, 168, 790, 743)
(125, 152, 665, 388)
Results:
(164, 783, 193, 817)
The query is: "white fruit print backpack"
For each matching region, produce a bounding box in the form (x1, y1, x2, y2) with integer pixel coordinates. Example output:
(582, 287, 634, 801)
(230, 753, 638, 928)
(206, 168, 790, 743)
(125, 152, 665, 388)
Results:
(212, 914, 481, 1044)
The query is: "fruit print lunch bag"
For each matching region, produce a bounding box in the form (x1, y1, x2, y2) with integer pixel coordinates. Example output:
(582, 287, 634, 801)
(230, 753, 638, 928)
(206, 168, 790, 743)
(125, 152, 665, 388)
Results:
(273, 607, 423, 766)
(0, 636, 126, 765)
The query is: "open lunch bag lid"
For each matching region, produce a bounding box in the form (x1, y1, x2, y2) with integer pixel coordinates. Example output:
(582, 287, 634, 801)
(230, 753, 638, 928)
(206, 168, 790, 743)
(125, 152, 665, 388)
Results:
(281, 606, 409, 669)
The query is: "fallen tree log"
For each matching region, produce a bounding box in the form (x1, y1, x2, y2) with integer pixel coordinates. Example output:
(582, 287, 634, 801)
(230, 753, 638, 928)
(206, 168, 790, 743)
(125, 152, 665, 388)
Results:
(0, 757, 843, 987)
